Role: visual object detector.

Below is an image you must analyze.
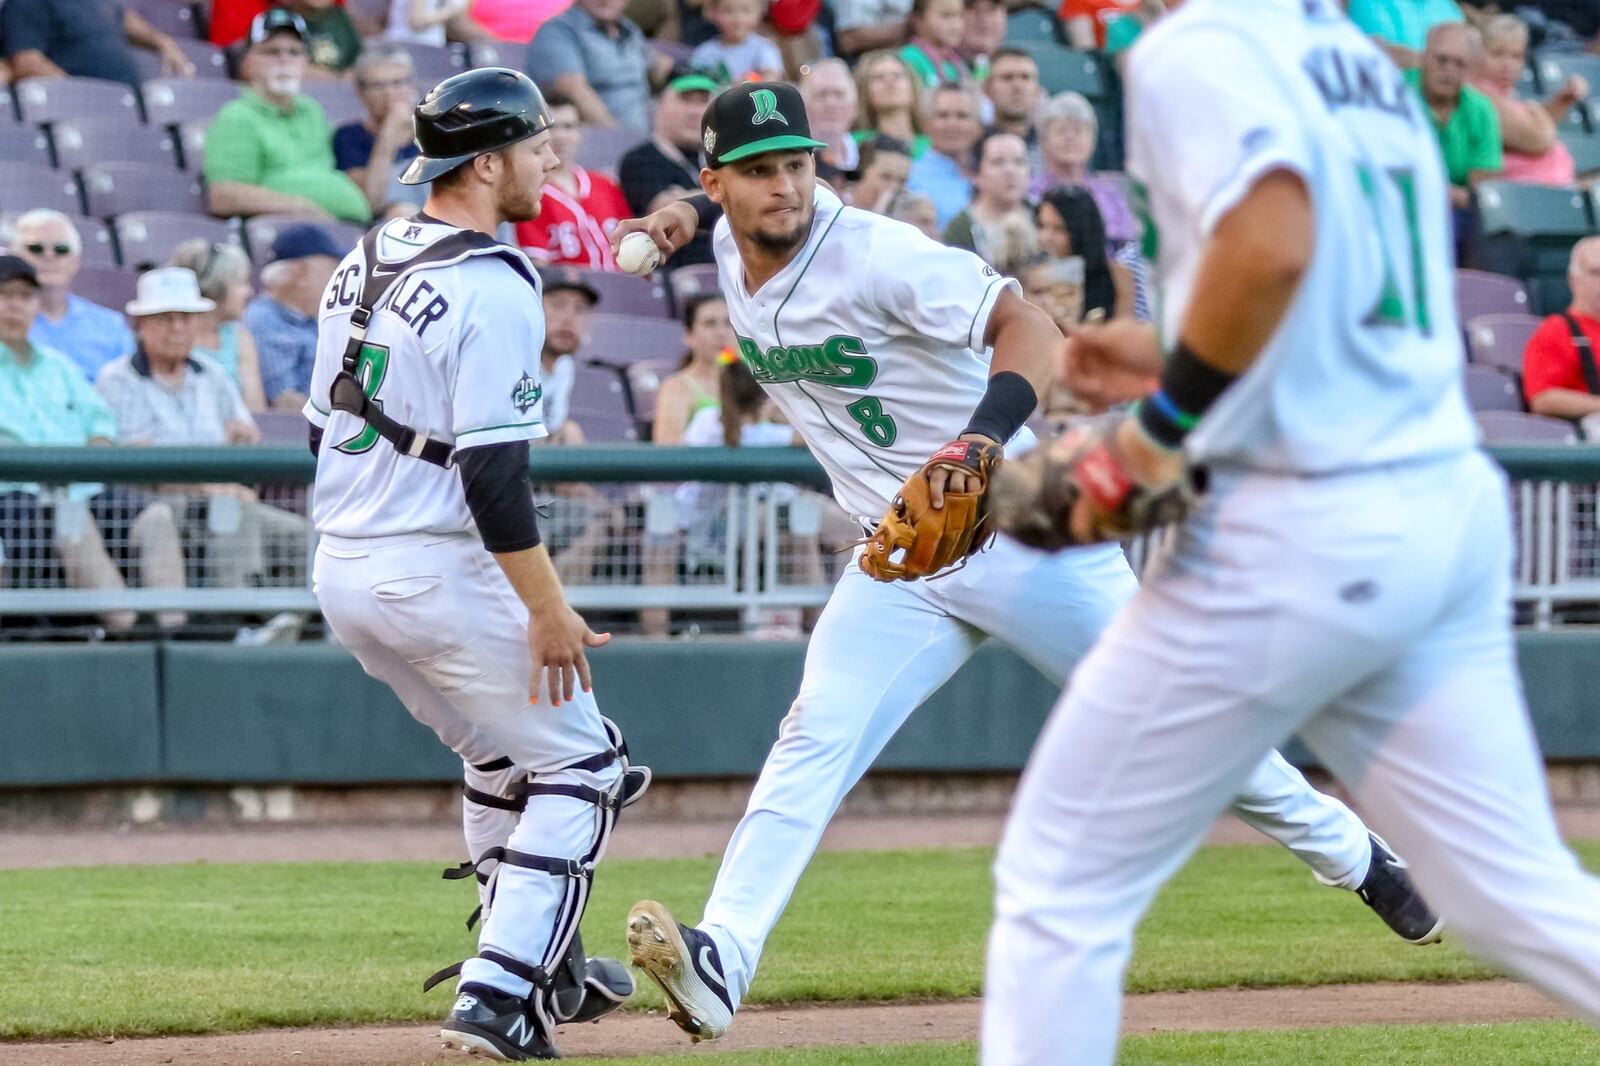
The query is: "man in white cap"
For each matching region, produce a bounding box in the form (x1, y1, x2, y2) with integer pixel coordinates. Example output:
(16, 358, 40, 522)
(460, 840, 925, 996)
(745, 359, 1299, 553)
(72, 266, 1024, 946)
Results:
(97, 268, 307, 590)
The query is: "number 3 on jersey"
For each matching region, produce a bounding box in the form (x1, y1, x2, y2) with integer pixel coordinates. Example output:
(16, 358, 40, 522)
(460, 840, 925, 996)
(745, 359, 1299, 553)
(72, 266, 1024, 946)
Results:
(335, 342, 391, 454)
(846, 395, 897, 446)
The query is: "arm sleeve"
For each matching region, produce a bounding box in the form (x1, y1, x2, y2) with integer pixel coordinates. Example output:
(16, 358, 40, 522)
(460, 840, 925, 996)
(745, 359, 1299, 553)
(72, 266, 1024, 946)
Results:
(1127, 26, 1316, 240)
(526, 20, 583, 87)
(1, 0, 53, 58)
(1521, 315, 1581, 400)
(451, 262, 551, 448)
(455, 440, 540, 553)
(868, 224, 1018, 352)
(202, 104, 265, 186)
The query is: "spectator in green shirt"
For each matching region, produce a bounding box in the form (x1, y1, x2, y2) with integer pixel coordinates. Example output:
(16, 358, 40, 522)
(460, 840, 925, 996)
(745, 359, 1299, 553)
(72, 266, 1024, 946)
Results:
(1407, 22, 1502, 211)
(1348, 0, 1464, 68)
(203, 9, 371, 223)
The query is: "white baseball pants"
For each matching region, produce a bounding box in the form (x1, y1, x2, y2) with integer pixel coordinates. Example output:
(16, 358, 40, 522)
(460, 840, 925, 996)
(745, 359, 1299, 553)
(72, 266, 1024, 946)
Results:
(314, 531, 620, 1001)
(982, 451, 1600, 1065)
(700, 533, 1374, 1010)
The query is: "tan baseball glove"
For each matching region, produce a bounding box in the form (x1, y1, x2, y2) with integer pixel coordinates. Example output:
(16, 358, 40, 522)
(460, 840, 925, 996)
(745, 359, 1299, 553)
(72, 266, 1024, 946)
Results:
(859, 439, 1004, 581)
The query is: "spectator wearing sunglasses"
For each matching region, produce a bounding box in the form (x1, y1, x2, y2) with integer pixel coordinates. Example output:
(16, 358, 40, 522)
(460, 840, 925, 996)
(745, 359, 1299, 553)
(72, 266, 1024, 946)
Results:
(13, 209, 135, 382)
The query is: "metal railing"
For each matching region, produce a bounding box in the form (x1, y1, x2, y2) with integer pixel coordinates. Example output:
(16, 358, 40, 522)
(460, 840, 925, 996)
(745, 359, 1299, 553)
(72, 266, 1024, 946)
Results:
(1, 445, 1597, 626)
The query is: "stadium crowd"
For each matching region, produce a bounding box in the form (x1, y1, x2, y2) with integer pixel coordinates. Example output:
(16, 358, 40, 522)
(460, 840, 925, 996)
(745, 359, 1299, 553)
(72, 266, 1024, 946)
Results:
(1, 0, 1600, 634)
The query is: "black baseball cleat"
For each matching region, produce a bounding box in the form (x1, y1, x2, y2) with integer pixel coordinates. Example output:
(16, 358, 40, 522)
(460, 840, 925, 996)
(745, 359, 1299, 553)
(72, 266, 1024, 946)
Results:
(568, 956, 634, 1024)
(1357, 834, 1445, 945)
(626, 900, 735, 1041)
(441, 982, 559, 1061)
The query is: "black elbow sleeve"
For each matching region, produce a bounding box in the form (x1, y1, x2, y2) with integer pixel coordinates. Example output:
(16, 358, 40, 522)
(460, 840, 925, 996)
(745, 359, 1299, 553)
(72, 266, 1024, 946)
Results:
(456, 441, 541, 554)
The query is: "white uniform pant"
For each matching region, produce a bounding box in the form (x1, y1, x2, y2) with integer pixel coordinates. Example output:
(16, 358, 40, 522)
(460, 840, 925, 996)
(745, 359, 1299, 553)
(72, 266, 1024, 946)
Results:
(701, 533, 1373, 1009)
(313, 532, 620, 1000)
(982, 452, 1600, 1065)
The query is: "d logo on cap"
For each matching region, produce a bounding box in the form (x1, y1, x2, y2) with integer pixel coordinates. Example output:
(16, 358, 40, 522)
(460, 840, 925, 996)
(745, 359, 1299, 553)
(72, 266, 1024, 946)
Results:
(750, 88, 788, 127)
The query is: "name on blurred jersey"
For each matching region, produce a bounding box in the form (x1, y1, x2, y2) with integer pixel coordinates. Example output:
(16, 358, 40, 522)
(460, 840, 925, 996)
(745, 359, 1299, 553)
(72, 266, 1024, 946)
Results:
(1302, 47, 1416, 126)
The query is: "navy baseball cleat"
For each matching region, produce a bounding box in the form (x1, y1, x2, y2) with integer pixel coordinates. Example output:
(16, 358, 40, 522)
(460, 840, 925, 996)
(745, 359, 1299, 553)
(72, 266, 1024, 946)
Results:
(626, 900, 735, 1041)
(440, 982, 558, 1061)
(1357, 834, 1445, 945)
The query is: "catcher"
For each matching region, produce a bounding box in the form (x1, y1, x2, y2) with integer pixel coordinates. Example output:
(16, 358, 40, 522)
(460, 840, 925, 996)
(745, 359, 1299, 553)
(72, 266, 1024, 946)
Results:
(612, 81, 1440, 1045)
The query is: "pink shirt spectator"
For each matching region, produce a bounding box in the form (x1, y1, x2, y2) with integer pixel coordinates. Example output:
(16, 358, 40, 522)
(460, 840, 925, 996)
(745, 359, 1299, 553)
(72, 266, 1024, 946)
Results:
(472, 0, 571, 41)
(1472, 78, 1576, 186)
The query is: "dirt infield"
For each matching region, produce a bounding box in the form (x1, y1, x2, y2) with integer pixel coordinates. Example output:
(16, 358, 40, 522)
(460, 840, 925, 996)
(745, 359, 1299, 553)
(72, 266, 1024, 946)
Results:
(0, 981, 1565, 1065)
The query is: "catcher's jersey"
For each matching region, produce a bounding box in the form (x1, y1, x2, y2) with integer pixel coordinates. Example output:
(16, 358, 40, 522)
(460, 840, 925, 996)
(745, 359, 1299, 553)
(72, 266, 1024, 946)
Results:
(304, 215, 548, 539)
(1128, 0, 1475, 474)
(713, 185, 1020, 520)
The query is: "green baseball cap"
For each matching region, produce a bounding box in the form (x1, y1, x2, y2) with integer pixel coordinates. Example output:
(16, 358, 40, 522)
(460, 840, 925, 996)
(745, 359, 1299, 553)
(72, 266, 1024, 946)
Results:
(668, 72, 723, 96)
(700, 81, 827, 168)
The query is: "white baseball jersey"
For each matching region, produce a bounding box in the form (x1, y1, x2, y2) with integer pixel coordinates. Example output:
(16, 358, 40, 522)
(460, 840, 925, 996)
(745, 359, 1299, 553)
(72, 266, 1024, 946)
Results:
(1127, 0, 1476, 474)
(304, 216, 548, 539)
(713, 185, 1020, 520)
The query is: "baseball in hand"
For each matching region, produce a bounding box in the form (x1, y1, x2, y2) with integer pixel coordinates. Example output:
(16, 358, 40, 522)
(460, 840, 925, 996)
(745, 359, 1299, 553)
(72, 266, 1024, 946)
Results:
(617, 231, 662, 275)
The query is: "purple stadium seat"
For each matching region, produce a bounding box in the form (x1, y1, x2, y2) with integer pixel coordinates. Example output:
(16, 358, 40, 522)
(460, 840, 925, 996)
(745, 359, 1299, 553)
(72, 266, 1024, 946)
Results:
(1463, 364, 1524, 413)
(467, 41, 530, 70)
(624, 358, 677, 438)
(254, 411, 311, 444)
(114, 210, 237, 269)
(668, 262, 721, 308)
(132, 38, 228, 81)
(72, 265, 139, 313)
(125, 0, 203, 40)
(51, 119, 181, 171)
(175, 119, 209, 172)
(581, 269, 671, 317)
(0, 125, 55, 169)
(391, 41, 465, 84)
(575, 127, 643, 174)
(0, 212, 116, 267)
(579, 312, 688, 367)
(81, 163, 205, 218)
(0, 161, 84, 215)
(244, 215, 366, 267)
(142, 79, 240, 130)
(1466, 312, 1543, 374)
(14, 77, 142, 127)
(1475, 411, 1580, 444)
(569, 364, 640, 442)
(1455, 269, 1530, 320)
(300, 81, 365, 128)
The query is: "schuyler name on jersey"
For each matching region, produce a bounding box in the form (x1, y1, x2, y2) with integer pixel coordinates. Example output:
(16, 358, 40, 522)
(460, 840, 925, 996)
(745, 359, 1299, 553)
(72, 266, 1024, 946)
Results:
(326, 262, 453, 340)
(736, 333, 876, 388)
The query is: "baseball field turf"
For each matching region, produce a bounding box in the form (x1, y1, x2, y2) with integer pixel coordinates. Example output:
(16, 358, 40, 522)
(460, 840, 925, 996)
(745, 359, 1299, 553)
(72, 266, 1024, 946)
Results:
(4, 841, 1596, 1060)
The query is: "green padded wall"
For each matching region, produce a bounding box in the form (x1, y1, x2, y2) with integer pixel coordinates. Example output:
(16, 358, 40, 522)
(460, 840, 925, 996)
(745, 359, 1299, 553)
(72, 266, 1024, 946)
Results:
(0, 644, 161, 785)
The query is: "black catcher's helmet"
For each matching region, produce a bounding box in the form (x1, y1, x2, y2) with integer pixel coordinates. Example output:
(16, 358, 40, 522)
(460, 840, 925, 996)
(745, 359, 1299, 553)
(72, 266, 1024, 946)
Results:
(400, 67, 553, 185)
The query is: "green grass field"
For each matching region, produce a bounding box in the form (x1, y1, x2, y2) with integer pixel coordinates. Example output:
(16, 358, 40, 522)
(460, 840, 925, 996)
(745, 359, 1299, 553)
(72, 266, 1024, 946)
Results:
(10, 841, 1592, 1042)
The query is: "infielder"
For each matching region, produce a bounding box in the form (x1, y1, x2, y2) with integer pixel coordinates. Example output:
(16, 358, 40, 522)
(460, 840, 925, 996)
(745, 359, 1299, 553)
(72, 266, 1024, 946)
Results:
(610, 81, 1440, 1043)
(304, 68, 645, 1062)
(981, 2, 1600, 1063)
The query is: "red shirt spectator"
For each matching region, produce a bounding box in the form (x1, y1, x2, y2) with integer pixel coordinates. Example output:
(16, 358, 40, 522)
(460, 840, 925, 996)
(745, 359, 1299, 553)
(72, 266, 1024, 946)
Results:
(514, 94, 631, 270)
(517, 166, 630, 270)
(1521, 237, 1600, 422)
(211, 0, 351, 46)
(1060, 0, 1137, 50)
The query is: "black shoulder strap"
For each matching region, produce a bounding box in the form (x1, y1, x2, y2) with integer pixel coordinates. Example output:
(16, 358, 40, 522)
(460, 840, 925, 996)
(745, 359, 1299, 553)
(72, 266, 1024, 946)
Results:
(1561, 313, 1600, 396)
(328, 224, 541, 468)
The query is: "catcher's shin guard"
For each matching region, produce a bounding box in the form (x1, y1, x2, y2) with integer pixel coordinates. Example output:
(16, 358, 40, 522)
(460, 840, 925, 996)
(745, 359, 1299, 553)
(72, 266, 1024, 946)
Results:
(427, 720, 649, 1030)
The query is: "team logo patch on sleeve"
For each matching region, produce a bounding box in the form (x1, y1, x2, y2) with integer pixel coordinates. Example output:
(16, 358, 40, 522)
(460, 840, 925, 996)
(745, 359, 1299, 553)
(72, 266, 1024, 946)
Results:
(511, 372, 543, 414)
